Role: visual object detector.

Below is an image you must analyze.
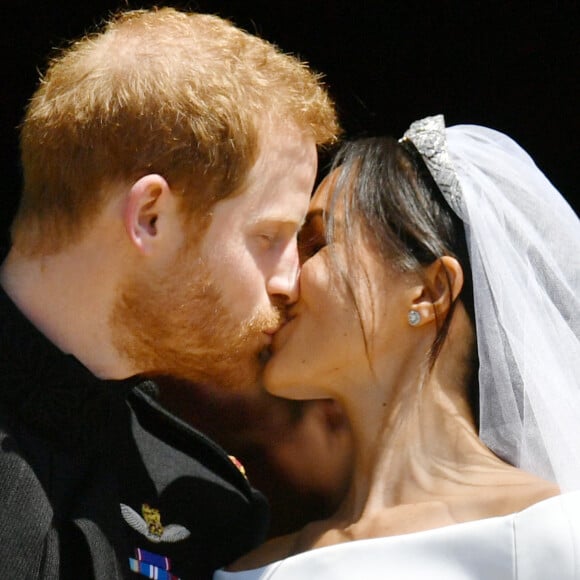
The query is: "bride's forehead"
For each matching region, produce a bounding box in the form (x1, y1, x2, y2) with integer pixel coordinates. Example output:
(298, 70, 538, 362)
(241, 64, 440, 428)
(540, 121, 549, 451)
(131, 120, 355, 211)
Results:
(309, 166, 355, 215)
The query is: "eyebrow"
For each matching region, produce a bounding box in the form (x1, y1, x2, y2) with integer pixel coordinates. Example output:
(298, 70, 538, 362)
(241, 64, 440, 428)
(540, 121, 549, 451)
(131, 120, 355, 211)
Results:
(246, 217, 307, 230)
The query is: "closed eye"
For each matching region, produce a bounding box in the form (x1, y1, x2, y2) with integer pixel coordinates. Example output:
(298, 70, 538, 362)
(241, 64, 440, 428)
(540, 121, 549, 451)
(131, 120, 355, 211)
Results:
(256, 230, 286, 249)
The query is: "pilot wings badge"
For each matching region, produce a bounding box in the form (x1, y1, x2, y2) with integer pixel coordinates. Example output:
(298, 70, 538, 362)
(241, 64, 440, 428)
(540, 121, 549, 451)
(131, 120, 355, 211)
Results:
(120, 503, 191, 543)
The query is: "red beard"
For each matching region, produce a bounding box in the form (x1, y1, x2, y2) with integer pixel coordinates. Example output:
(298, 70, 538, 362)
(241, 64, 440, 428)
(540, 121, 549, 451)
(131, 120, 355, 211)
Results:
(110, 252, 283, 391)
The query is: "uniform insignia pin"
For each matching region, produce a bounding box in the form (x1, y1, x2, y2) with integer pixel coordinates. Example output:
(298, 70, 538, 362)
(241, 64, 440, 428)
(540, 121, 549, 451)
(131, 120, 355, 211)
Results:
(120, 503, 191, 543)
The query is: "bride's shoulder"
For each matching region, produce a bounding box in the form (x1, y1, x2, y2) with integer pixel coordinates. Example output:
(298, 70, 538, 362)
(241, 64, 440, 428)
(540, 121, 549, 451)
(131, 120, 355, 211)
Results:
(225, 517, 343, 571)
(486, 470, 561, 516)
(225, 532, 298, 572)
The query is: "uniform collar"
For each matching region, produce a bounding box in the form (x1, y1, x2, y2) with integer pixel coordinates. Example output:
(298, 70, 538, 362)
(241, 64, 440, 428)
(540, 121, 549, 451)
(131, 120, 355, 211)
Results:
(0, 283, 140, 451)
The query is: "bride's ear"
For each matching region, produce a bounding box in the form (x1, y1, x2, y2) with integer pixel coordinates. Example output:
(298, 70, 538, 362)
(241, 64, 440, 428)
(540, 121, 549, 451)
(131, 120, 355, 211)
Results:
(408, 256, 464, 325)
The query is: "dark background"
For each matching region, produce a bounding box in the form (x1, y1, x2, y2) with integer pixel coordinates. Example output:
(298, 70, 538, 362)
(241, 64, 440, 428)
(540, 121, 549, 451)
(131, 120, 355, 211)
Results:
(1, 0, 578, 242)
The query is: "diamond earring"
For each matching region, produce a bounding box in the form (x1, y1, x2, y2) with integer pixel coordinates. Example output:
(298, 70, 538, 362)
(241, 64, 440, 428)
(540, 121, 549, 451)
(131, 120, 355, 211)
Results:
(408, 310, 421, 326)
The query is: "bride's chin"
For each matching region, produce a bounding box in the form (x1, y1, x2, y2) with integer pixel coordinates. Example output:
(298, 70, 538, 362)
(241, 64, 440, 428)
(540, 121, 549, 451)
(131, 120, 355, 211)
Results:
(262, 353, 306, 399)
(263, 356, 323, 401)
(262, 355, 288, 397)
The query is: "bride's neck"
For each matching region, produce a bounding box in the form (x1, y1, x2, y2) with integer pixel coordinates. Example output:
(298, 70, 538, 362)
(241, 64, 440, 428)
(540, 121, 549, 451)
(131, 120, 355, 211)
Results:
(331, 314, 558, 531)
(333, 308, 501, 523)
(338, 370, 486, 514)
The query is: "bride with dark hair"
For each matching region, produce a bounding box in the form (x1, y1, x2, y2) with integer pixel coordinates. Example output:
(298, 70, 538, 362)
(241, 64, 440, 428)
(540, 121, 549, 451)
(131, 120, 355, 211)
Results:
(215, 115, 580, 579)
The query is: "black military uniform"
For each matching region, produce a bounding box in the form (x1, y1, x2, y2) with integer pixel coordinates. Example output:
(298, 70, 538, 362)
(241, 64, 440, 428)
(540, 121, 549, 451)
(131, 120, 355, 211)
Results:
(0, 286, 269, 579)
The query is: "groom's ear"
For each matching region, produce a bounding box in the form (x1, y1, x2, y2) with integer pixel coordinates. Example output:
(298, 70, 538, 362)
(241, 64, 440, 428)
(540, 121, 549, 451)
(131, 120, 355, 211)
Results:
(123, 173, 179, 256)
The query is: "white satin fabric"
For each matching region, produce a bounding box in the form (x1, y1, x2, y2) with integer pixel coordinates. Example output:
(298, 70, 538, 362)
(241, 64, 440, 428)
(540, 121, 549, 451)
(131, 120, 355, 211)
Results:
(214, 491, 580, 579)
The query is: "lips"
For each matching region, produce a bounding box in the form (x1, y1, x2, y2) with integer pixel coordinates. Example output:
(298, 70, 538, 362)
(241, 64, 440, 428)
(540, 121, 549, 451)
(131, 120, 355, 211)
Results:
(264, 309, 297, 337)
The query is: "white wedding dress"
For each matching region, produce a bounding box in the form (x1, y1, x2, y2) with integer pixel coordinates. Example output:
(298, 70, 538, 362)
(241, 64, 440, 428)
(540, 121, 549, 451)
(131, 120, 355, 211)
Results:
(214, 491, 580, 579)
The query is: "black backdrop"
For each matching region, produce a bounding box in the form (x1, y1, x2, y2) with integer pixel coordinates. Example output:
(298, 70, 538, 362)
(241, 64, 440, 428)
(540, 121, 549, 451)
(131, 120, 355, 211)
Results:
(1, 1, 578, 241)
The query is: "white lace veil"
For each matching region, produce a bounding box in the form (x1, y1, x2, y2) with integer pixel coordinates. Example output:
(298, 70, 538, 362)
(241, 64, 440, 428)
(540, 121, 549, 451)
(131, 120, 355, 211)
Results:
(402, 115, 580, 491)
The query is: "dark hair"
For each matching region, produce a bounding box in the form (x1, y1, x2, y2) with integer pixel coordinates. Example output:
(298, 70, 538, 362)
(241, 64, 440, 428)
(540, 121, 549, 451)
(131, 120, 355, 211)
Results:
(325, 136, 479, 424)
